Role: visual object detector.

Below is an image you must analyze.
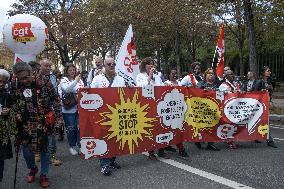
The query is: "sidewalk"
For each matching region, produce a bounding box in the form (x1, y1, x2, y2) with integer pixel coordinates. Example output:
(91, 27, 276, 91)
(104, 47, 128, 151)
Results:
(270, 91, 284, 122)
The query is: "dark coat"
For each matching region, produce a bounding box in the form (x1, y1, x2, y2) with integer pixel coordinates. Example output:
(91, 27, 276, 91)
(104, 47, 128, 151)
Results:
(243, 80, 258, 92)
(0, 91, 13, 160)
(254, 79, 273, 97)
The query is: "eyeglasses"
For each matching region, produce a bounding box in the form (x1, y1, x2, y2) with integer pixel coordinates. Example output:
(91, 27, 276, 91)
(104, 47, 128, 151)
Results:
(106, 63, 116, 67)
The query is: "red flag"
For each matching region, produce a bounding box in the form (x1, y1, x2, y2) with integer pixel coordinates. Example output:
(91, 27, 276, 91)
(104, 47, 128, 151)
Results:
(15, 57, 23, 63)
(215, 23, 225, 79)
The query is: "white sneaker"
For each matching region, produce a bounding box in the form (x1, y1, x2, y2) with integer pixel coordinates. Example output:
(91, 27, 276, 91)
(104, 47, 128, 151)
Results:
(69, 147, 78, 155)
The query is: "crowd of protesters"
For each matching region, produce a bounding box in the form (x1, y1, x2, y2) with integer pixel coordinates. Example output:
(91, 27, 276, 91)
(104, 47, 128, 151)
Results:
(0, 56, 278, 187)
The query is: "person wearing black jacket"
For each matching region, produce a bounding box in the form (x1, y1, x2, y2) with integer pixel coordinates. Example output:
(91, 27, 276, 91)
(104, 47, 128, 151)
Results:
(243, 71, 258, 92)
(255, 66, 277, 148)
(197, 68, 220, 151)
(0, 69, 16, 182)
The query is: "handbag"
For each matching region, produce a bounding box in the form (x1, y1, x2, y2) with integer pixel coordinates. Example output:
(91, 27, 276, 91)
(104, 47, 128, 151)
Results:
(62, 93, 78, 109)
(45, 111, 55, 127)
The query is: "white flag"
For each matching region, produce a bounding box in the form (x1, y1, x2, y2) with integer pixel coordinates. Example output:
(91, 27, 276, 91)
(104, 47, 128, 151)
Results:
(115, 24, 140, 86)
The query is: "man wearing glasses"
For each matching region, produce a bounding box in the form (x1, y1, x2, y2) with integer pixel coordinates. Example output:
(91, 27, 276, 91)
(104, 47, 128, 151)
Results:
(90, 57, 126, 176)
(87, 56, 104, 86)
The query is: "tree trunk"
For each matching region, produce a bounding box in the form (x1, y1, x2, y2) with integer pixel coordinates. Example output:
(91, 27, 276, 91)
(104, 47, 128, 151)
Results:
(156, 47, 161, 71)
(175, 29, 181, 77)
(244, 0, 257, 75)
(236, 0, 245, 76)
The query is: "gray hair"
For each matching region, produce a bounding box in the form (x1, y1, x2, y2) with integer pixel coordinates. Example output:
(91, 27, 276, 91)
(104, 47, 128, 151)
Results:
(13, 62, 32, 75)
(104, 56, 115, 65)
(0, 69, 10, 80)
(39, 58, 51, 65)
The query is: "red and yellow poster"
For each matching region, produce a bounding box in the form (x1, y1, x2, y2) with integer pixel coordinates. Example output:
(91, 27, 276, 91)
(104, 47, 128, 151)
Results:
(79, 87, 269, 159)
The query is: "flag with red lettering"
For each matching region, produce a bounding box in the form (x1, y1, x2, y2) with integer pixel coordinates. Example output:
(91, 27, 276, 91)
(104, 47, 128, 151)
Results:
(115, 25, 140, 86)
(215, 23, 225, 79)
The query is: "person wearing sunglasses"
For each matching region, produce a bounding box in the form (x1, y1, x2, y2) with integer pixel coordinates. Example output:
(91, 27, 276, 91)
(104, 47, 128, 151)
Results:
(90, 57, 125, 176)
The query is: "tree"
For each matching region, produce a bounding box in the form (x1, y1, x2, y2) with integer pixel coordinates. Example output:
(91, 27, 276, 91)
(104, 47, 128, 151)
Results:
(244, 0, 257, 74)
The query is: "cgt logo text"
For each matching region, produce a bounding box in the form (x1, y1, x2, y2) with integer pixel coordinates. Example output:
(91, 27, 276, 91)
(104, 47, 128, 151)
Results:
(12, 23, 36, 42)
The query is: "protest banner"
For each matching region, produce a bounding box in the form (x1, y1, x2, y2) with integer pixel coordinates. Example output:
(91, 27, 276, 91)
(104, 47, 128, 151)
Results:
(79, 86, 269, 159)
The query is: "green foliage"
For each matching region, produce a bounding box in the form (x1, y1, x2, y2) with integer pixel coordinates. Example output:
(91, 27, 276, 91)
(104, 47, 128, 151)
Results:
(8, 0, 284, 74)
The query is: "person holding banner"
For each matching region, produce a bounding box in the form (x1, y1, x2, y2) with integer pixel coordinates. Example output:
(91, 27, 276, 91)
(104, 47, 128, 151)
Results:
(255, 66, 277, 148)
(219, 70, 241, 93)
(136, 57, 169, 160)
(243, 71, 258, 92)
(11, 62, 63, 188)
(197, 68, 220, 151)
(164, 69, 181, 86)
(0, 69, 16, 182)
(136, 57, 164, 87)
(91, 57, 125, 176)
(164, 69, 189, 157)
(59, 63, 84, 156)
(180, 62, 203, 87)
(180, 62, 205, 149)
(218, 70, 240, 149)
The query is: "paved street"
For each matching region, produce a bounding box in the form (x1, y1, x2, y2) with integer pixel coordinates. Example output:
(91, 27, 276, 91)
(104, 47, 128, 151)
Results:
(2, 123, 284, 189)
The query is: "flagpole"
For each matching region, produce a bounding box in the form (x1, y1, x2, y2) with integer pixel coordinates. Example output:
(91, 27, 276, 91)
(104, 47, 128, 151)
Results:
(211, 46, 217, 68)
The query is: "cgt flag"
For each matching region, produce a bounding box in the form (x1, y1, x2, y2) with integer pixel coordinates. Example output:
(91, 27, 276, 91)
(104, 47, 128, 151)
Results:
(214, 22, 225, 79)
(115, 24, 140, 86)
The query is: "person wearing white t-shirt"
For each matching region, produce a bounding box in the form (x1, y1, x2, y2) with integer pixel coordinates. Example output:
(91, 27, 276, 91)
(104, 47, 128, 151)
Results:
(136, 57, 164, 87)
(218, 70, 240, 149)
(164, 69, 189, 157)
(87, 57, 104, 86)
(164, 69, 181, 86)
(180, 62, 203, 87)
(218, 70, 241, 93)
(136, 57, 169, 160)
(59, 64, 84, 156)
(91, 57, 125, 176)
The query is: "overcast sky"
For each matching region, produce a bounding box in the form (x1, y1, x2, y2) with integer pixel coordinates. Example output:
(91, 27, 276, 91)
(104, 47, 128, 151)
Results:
(0, 0, 16, 42)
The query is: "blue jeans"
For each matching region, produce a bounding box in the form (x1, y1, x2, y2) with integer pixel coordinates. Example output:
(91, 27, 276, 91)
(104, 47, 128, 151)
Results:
(99, 157, 116, 168)
(22, 145, 50, 175)
(63, 113, 80, 148)
(268, 132, 274, 142)
(48, 134, 57, 153)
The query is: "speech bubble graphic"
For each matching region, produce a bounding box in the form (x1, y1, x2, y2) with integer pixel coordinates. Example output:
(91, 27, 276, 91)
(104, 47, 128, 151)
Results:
(80, 137, 108, 159)
(142, 85, 155, 99)
(217, 124, 237, 139)
(224, 98, 263, 135)
(80, 92, 103, 111)
(156, 132, 174, 144)
(258, 124, 268, 138)
(157, 89, 187, 130)
(185, 97, 221, 138)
